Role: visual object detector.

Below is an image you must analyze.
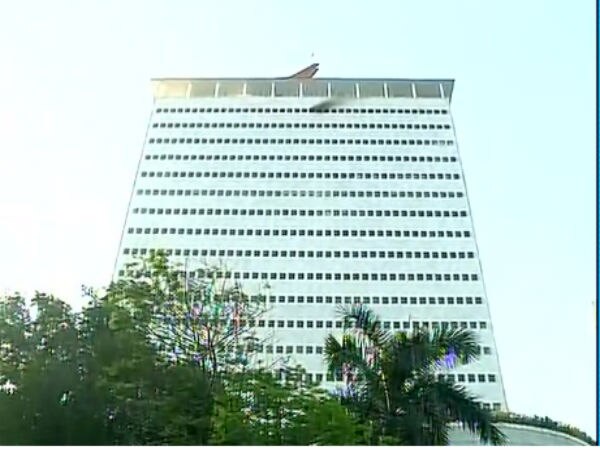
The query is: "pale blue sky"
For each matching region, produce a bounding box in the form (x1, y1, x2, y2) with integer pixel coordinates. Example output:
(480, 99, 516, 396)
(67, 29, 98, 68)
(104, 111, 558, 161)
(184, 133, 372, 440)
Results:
(0, 0, 595, 436)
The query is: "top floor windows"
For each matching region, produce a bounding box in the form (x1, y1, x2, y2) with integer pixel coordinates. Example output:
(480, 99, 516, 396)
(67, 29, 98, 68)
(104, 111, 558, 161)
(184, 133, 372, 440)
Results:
(150, 121, 452, 130)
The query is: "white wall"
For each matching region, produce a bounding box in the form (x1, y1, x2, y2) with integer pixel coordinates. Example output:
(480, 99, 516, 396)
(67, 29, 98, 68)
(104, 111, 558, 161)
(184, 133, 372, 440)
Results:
(115, 92, 507, 410)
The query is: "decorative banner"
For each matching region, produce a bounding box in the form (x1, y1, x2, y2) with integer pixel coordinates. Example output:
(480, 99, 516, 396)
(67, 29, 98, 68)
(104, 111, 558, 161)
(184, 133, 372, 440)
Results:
(342, 363, 352, 385)
(435, 347, 458, 369)
(338, 384, 355, 398)
(365, 347, 376, 366)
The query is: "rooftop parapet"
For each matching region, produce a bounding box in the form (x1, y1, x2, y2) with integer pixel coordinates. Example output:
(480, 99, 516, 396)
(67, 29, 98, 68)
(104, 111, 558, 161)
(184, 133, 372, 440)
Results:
(151, 78, 455, 102)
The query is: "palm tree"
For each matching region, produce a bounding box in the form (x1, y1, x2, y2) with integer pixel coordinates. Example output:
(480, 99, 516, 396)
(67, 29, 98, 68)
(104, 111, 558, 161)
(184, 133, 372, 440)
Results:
(324, 304, 506, 445)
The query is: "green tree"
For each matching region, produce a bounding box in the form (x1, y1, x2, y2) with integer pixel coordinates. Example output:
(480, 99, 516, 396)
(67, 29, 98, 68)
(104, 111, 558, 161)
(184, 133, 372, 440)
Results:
(81, 252, 267, 444)
(324, 304, 507, 445)
(115, 252, 268, 379)
(0, 293, 111, 445)
(0, 293, 31, 443)
(109, 254, 367, 445)
(78, 265, 217, 445)
(210, 367, 367, 445)
(0, 282, 217, 444)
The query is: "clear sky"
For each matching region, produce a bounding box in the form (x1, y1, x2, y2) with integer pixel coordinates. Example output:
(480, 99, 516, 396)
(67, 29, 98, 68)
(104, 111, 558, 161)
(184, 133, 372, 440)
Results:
(0, 0, 595, 436)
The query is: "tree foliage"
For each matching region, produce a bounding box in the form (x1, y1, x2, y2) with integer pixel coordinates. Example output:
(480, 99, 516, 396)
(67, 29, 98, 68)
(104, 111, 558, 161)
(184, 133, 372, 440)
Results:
(0, 256, 521, 445)
(211, 367, 367, 445)
(0, 255, 366, 445)
(324, 304, 507, 445)
(111, 252, 268, 378)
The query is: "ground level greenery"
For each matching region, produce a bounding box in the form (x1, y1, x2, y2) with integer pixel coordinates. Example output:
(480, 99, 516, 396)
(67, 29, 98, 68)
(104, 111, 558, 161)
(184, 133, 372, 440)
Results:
(0, 254, 592, 445)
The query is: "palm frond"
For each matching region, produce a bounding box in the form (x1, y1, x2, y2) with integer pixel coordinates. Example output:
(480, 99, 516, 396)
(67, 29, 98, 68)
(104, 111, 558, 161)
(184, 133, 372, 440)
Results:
(383, 333, 433, 384)
(428, 327, 480, 365)
(416, 380, 507, 445)
(383, 327, 480, 382)
(337, 304, 390, 347)
(324, 334, 369, 373)
(323, 334, 345, 372)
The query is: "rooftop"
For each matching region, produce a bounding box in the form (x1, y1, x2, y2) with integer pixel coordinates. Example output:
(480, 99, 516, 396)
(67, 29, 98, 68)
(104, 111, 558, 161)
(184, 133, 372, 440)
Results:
(151, 77, 454, 102)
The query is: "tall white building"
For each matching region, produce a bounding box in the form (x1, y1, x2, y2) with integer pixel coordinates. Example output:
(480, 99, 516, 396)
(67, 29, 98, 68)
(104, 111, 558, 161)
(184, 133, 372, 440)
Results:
(114, 69, 508, 411)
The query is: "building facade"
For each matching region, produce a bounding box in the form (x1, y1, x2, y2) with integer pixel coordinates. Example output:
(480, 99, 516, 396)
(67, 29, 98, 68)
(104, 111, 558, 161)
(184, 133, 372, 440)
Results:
(114, 75, 508, 411)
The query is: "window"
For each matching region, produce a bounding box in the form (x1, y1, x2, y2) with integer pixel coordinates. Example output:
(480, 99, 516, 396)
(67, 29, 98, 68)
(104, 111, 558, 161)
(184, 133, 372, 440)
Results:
(126, 225, 471, 241)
